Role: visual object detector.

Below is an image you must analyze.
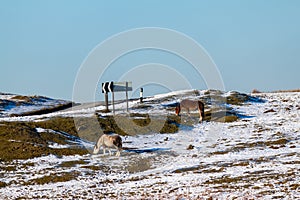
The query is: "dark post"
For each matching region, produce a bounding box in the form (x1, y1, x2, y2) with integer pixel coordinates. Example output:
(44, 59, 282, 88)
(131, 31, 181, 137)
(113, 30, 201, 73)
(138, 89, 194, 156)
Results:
(104, 92, 109, 111)
(126, 82, 129, 112)
(140, 88, 143, 103)
(112, 92, 115, 114)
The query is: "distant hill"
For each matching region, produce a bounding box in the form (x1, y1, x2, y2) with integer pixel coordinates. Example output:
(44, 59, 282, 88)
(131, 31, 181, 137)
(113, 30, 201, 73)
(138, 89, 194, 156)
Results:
(0, 93, 72, 117)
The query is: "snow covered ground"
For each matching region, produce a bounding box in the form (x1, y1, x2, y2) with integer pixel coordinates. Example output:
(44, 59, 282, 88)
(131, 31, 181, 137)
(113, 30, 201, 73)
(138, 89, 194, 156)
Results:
(0, 93, 72, 118)
(0, 91, 299, 199)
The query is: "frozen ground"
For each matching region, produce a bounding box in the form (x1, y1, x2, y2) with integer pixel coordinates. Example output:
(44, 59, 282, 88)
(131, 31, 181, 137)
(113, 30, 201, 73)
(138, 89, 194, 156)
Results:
(0, 91, 299, 199)
(0, 93, 72, 117)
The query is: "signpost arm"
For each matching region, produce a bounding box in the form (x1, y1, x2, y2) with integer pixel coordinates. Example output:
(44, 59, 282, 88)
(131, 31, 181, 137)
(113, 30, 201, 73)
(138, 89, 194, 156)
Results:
(103, 81, 131, 113)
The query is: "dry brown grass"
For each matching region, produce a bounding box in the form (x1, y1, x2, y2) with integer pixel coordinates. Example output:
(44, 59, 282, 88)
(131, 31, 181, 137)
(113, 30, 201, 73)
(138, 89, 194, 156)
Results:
(252, 89, 300, 93)
(251, 89, 262, 93)
(273, 89, 300, 93)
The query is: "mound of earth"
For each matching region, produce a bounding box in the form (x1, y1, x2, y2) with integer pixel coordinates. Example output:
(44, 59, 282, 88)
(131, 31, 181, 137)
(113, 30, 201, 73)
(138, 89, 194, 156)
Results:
(0, 93, 73, 117)
(0, 120, 88, 161)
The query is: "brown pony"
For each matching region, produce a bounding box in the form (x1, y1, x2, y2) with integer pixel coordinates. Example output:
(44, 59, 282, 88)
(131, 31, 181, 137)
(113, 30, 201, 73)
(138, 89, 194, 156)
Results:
(175, 99, 205, 122)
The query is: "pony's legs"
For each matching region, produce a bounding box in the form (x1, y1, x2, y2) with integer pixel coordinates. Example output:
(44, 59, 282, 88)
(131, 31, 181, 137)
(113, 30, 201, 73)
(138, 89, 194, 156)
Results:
(198, 109, 202, 122)
(198, 101, 205, 123)
(115, 147, 121, 157)
(93, 146, 100, 154)
(198, 117, 203, 123)
(103, 148, 112, 155)
(187, 108, 190, 116)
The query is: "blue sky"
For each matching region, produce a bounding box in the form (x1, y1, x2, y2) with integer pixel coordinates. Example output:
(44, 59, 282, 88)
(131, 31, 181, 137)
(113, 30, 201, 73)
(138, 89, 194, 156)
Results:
(1, 1, 300, 101)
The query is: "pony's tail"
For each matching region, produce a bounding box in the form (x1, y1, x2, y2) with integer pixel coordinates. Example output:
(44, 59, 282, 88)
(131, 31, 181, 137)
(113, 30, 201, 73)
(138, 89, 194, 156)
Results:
(198, 101, 205, 119)
(175, 103, 181, 116)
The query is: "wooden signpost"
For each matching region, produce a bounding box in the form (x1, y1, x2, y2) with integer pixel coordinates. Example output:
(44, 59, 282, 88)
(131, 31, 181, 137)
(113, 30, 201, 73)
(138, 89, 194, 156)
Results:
(101, 81, 132, 113)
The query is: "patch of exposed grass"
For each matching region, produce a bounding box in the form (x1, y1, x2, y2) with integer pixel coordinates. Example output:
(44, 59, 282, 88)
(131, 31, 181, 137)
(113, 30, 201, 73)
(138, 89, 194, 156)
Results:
(0, 165, 17, 172)
(204, 109, 239, 123)
(130, 113, 151, 127)
(59, 160, 87, 168)
(125, 157, 152, 173)
(172, 165, 205, 173)
(80, 165, 110, 171)
(226, 92, 250, 105)
(204, 89, 224, 96)
(96, 114, 180, 136)
(217, 115, 239, 123)
(202, 167, 225, 173)
(25, 171, 81, 185)
(232, 161, 249, 167)
(204, 175, 247, 187)
(0, 121, 88, 161)
(0, 181, 7, 188)
(273, 89, 300, 93)
(97, 115, 127, 136)
(10, 102, 73, 117)
(39, 131, 68, 145)
(131, 104, 153, 110)
(52, 147, 88, 157)
(252, 89, 262, 93)
(11, 95, 32, 103)
(205, 170, 295, 188)
(0, 122, 48, 161)
(160, 115, 180, 133)
(30, 117, 77, 136)
(290, 183, 300, 190)
(209, 137, 289, 157)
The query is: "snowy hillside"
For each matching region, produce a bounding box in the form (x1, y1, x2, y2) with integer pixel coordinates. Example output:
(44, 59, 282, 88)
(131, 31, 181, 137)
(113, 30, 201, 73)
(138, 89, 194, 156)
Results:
(0, 93, 72, 117)
(0, 90, 299, 199)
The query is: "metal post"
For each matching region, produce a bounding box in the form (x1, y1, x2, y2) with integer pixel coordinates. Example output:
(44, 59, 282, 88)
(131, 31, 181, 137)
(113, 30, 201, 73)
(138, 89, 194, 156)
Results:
(104, 92, 109, 111)
(126, 82, 129, 112)
(112, 92, 115, 114)
(140, 88, 143, 103)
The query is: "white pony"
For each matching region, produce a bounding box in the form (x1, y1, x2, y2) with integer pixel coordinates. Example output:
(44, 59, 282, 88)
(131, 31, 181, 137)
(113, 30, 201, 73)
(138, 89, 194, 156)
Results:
(93, 134, 122, 156)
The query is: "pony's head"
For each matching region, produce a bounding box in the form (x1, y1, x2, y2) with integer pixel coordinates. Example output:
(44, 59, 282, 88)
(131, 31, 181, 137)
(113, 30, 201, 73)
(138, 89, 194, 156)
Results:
(93, 144, 100, 154)
(113, 135, 123, 150)
(175, 104, 181, 116)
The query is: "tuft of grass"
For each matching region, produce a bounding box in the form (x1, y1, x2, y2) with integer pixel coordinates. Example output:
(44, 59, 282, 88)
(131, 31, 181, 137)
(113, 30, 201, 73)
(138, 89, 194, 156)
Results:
(0, 181, 7, 188)
(252, 89, 262, 93)
(226, 92, 250, 105)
